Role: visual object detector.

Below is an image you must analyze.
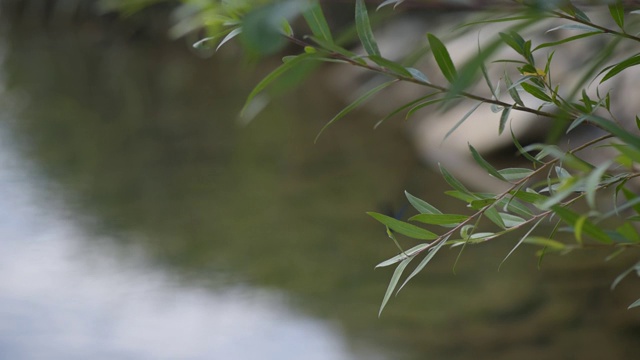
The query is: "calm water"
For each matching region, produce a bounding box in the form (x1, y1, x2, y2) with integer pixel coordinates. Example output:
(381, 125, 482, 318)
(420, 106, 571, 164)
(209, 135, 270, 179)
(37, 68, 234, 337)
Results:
(1, 8, 640, 360)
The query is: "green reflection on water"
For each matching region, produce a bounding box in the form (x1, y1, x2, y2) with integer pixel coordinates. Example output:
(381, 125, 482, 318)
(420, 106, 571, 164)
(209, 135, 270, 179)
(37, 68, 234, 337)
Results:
(2, 13, 640, 360)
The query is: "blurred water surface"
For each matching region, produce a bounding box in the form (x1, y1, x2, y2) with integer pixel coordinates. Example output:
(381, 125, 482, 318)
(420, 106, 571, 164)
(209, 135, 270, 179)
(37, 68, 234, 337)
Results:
(1, 7, 640, 360)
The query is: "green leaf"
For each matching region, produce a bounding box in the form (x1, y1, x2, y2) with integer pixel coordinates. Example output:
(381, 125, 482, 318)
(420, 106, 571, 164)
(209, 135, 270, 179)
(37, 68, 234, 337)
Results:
(369, 55, 412, 76)
(405, 97, 449, 119)
(308, 36, 366, 65)
(355, 0, 380, 57)
(551, 205, 612, 243)
(468, 144, 507, 181)
(281, 19, 294, 37)
(612, 261, 640, 290)
(409, 214, 468, 226)
(520, 82, 552, 102)
(445, 190, 478, 203)
(377, 0, 404, 10)
(562, 4, 591, 22)
(397, 237, 447, 292)
(375, 243, 430, 268)
(443, 102, 483, 141)
(242, 53, 316, 116)
(216, 27, 242, 51)
(504, 71, 524, 106)
(498, 168, 533, 182)
(546, 24, 599, 33)
(499, 31, 525, 56)
(585, 161, 611, 209)
(628, 298, 640, 309)
(404, 191, 442, 214)
(427, 33, 457, 83)
(523, 237, 566, 250)
(499, 196, 534, 218)
(510, 189, 549, 205)
(500, 213, 526, 228)
(379, 257, 412, 317)
(406, 67, 430, 84)
(585, 115, 640, 151)
(611, 144, 640, 164)
(469, 198, 496, 210)
(315, 80, 396, 142)
(460, 15, 542, 28)
(600, 54, 640, 83)
(609, 1, 625, 30)
(616, 222, 640, 243)
(499, 105, 512, 135)
(367, 212, 438, 240)
(241, 2, 302, 55)
(485, 208, 507, 229)
(302, 1, 333, 43)
(500, 218, 544, 269)
(439, 163, 473, 196)
(574, 215, 587, 244)
(374, 93, 439, 129)
(533, 31, 602, 51)
(538, 177, 583, 210)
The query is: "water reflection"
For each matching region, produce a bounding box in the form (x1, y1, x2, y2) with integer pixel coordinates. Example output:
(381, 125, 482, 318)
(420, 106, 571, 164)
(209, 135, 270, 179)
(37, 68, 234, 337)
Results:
(1, 8, 640, 360)
(0, 54, 381, 359)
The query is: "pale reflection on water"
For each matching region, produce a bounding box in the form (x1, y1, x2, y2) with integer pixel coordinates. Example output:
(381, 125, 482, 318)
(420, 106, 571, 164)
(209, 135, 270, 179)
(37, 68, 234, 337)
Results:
(0, 128, 383, 360)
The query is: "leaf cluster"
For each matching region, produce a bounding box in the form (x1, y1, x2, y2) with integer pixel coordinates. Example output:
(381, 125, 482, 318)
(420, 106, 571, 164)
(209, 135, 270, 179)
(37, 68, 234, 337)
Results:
(110, 0, 640, 313)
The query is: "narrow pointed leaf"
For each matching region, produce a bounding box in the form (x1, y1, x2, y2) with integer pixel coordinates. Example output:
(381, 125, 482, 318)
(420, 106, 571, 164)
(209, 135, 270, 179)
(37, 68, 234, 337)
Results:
(500, 218, 543, 269)
(242, 53, 316, 116)
(485, 207, 507, 229)
(523, 237, 566, 250)
(405, 191, 442, 214)
(377, 0, 404, 10)
(609, 1, 625, 30)
(611, 261, 640, 289)
(379, 258, 412, 317)
(498, 168, 533, 182)
(469, 144, 507, 181)
(585, 161, 611, 209)
(551, 205, 612, 243)
(600, 54, 640, 83)
(546, 24, 599, 33)
(309, 36, 366, 64)
(585, 115, 640, 151)
(216, 27, 242, 51)
(303, 1, 333, 42)
(369, 55, 411, 76)
(398, 237, 447, 292)
(375, 93, 439, 129)
(499, 31, 525, 55)
(504, 71, 524, 106)
(367, 212, 438, 240)
(406, 67, 430, 83)
(628, 298, 640, 309)
(521, 82, 552, 102)
(375, 243, 430, 268)
(534, 31, 602, 51)
(499, 105, 512, 135)
(316, 80, 395, 142)
(428, 33, 457, 83)
(355, 0, 380, 56)
(443, 102, 483, 141)
(406, 97, 449, 119)
(500, 213, 526, 228)
(439, 163, 473, 196)
(409, 214, 468, 226)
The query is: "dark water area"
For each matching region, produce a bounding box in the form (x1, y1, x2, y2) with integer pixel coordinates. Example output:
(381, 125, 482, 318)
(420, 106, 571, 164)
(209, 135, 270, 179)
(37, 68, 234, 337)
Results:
(1, 6, 640, 360)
